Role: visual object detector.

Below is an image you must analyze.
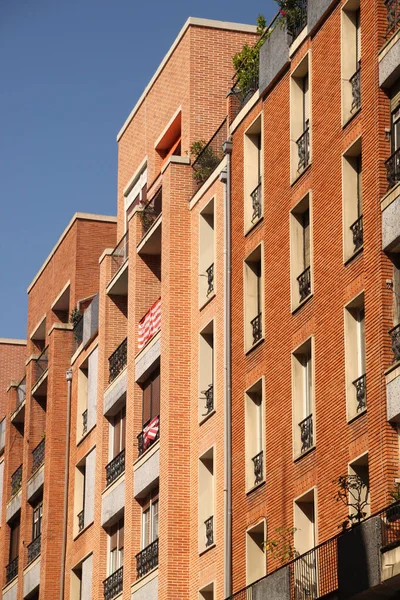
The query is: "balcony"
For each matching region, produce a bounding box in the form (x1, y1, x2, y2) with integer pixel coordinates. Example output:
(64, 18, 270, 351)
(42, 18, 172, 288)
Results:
(31, 347, 49, 398)
(5, 557, 18, 584)
(385, 0, 400, 40)
(349, 64, 361, 113)
(27, 535, 41, 564)
(103, 566, 123, 600)
(136, 539, 159, 579)
(72, 314, 83, 350)
(296, 126, 310, 173)
(286, 0, 307, 42)
(105, 449, 125, 486)
(205, 516, 214, 548)
(109, 338, 127, 383)
(353, 373, 367, 413)
(32, 438, 45, 473)
(252, 450, 264, 486)
(297, 266, 311, 303)
(251, 181, 262, 224)
(11, 376, 26, 424)
(251, 313, 262, 346)
(137, 416, 160, 457)
(191, 118, 227, 194)
(138, 299, 161, 352)
(107, 233, 129, 296)
(350, 214, 363, 252)
(386, 147, 400, 191)
(299, 414, 313, 454)
(11, 464, 22, 497)
(390, 324, 400, 363)
(137, 188, 162, 256)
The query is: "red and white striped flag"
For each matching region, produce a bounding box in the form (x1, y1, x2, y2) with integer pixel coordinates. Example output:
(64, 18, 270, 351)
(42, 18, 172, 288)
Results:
(138, 297, 161, 350)
(143, 415, 159, 449)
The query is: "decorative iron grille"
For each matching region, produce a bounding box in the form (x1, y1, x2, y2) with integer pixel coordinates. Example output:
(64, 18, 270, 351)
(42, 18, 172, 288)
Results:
(27, 535, 41, 564)
(110, 232, 129, 280)
(251, 313, 262, 345)
(136, 539, 159, 579)
(286, 0, 308, 40)
(201, 384, 214, 416)
(205, 516, 214, 547)
(105, 449, 125, 486)
(251, 181, 262, 223)
(297, 126, 310, 172)
(385, 147, 400, 190)
(350, 215, 363, 252)
(78, 509, 85, 532)
(73, 314, 83, 348)
(389, 324, 400, 363)
(103, 566, 123, 600)
(252, 450, 264, 486)
(32, 438, 45, 473)
(353, 374, 366, 412)
(349, 65, 361, 113)
(33, 347, 48, 387)
(109, 338, 127, 383)
(206, 264, 214, 297)
(385, 0, 400, 38)
(297, 266, 311, 302)
(299, 414, 313, 453)
(5, 557, 18, 583)
(137, 417, 160, 457)
(191, 119, 227, 193)
(11, 464, 22, 496)
(82, 409, 88, 437)
(140, 187, 162, 237)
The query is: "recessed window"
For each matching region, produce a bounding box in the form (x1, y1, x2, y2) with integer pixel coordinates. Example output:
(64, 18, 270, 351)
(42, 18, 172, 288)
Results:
(137, 490, 159, 579)
(341, 0, 361, 124)
(348, 454, 370, 520)
(6, 515, 20, 583)
(74, 448, 96, 535)
(291, 54, 310, 181)
(106, 406, 126, 487)
(109, 517, 124, 574)
(290, 193, 312, 310)
(293, 489, 316, 597)
(246, 520, 266, 585)
(345, 293, 366, 419)
(292, 338, 314, 458)
(125, 165, 147, 224)
(244, 115, 263, 232)
(76, 347, 98, 441)
(343, 139, 363, 260)
(138, 368, 160, 456)
(199, 199, 215, 306)
(245, 378, 265, 491)
(199, 322, 214, 421)
(155, 110, 182, 169)
(199, 448, 214, 553)
(199, 582, 214, 600)
(52, 282, 70, 324)
(244, 245, 263, 351)
(71, 555, 93, 600)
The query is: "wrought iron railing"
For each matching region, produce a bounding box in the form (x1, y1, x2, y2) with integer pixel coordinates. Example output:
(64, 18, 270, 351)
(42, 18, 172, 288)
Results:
(27, 535, 41, 564)
(206, 264, 214, 297)
(140, 187, 162, 237)
(385, 0, 400, 38)
(201, 384, 214, 416)
(103, 565, 123, 600)
(251, 313, 262, 345)
(286, 0, 308, 40)
(297, 126, 310, 172)
(73, 314, 84, 349)
(11, 464, 22, 496)
(109, 338, 127, 383)
(205, 516, 214, 547)
(251, 181, 262, 224)
(385, 146, 400, 189)
(350, 215, 363, 252)
(353, 374, 366, 412)
(137, 417, 160, 457)
(32, 438, 45, 473)
(349, 64, 361, 113)
(252, 450, 264, 486)
(192, 118, 227, 193)
(78, 509, 85, 532)
(389, 324, 400, 363)
(297, 266, 311, 302)
(16, 376, 26, 409)
(5, 557, 18, 583)
(136, 539, 159, 579)
(33, 346, 49, 387)
(299, 414, 313, 453)
(106, 449, 125, 486)
(82, 409, 88, 437)
(110, 232, 129, 280)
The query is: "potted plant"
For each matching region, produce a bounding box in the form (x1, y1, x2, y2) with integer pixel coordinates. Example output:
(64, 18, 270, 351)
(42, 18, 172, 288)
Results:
(190, 140, 223, 187)
(335, 474, 369, 530)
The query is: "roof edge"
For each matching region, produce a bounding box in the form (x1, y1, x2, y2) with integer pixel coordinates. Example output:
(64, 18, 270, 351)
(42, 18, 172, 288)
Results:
(0, 338, 27, 345)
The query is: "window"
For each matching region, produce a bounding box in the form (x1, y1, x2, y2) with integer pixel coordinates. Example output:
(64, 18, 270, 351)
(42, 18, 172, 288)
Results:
(245, 378, 265, 491)
(125, 165, 148, 226)
(244, 245, 263, 351)
(199, 322, 214, 421)
(106, 406, 126, 486)
(32, 502, 42, 540)
(76, 348, 98, 440)
(244, 115, 263, 231)
(290, 193, 312, 310)
(348, 454, 370, 520)
(294, 489, 316, 598)
(341, 0, 361, 124)
(199, 198, 215, 306)
(343, 139, 363, 260)
(109, 518, 124, 574)
(198, 448, 214, 553)
(199, 582, 214, 600)
(141, 493, 159, 549)
(387, 91, 400, 189)
(292, 338, 314, 458)
(75, 448, 96, 535)
(142, 368, 160, 427)
(9, 516, 20, 563)
(345, 293, 366, 419)
(246, 520, 266, 585)
(291, 54, 310, 180)
(71, 555, 93, 600)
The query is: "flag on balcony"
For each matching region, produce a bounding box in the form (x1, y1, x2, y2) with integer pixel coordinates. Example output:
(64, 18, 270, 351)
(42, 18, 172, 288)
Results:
(143, 415, 159, 449)
(138, 298, 161, 350)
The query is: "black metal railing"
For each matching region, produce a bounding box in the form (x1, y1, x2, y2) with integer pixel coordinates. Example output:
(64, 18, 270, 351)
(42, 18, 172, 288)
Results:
(103, 566, 123, 600)
(137, 417, 160, 457)
(252, 450, 264, 486)
(382, 502, 400, 548)
(78, 509, 85, 532)
(27, 535, 41, 564)
(385, 0, 400, 38)
(32, 438, 45, 473)
(206, 264, 214, 297)
(389, 323, 400, 362)
(251, 181, 262, 224)
(109, 338, 127, 383)
(230, 70, 259, 120)
(251, 313, 262, 345)
(286, 0, 308, 41)
(16, 376, 26, 409)
(350, 215, 363, 252)
(5, 557, 18, 583)
(73, 314, 84, 349)
(349, 64, 361, 113)
(110, 232, 129, 280)
(385, 146, 400, 190)
(136, 539, 159, 579)
(82, 409, 88, 437)
(205, 516, 214, 547)
(140, 187, 162, 237)
(297, 126, 310, 172)
(201, 384, 214, 416)
(33, 347, 48, 387)
(11, 464, 22, 496)
(106, 449, 125, 486)
(297, 266, 311, 302)
(192, 118, 227, 193)
(353, 374, 367, 412)
(299, 414, 313, 453)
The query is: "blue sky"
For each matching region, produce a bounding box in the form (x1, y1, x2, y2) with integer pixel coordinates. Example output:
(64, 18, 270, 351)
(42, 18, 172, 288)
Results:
(0, 0, 276, 339)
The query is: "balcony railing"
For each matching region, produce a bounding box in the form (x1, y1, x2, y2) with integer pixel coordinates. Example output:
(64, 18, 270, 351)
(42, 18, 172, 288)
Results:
(15, 376, 26, 410)
(251, 181, 262, 224)
(389, 324, 400, 362)
(386, 147, 400, 190)
(5, 557, 18, 584)
(286, 0, 308, 41)
(296, 126, 310, 172)
(349, 64, 361, 113)
(385, 0, 400, 38)
(103, 566, 123, 600)
(33, 347, 49, 387)
(350, 215, 363, 252)
(82, 409, 88, 436)
(73, 314, 84, 349)
(136, 539, 159, 579)
(32, 438, 45, 473)
(230, 69, 259, 120)
(297, 266, 311, 302)
(138, 299, 161, 351)
(11, 464, 22, 496)
(140, 187, 162, 237)
(191, 118, 227, 193)
(205, 516, 214, 547)
(353, 374, 367, 412)
(137, 416, 160, 457)
(201, 384, 214, 416)
(109, 338, 127, 383)
(251, 313, 262, 345)
(27, 535, 41, 564)
(110, 232, 129, 280)
(252, 450, 263, 486)
(106, 449, 125, 486)
(206, 264, 214, 297)
(299, 414, 313, 453)
(78, 509, 85, 533)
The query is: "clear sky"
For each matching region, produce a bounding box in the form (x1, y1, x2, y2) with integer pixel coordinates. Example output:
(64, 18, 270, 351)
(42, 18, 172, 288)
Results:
(0, 0, 276, 339)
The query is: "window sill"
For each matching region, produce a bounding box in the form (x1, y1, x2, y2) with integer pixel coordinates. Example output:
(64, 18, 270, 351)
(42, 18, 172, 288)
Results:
(199, 409, 216, 426)
(291, 162, 311, 187)
(76, 423, 96, 447)
(199, 291, 216, 312)
(347, 407, 367, 425)
(199, 542, 216, 557)
(292, 292, 313, 315)
(73, 519, 93, 541)
(134, 438, 160, 468)
(344, 245, 363, 266)
(342, 106, 361, 130)
(294, 445, 316, 463)
(246, 479, 266, 496)
(245, 337, 265, 356)
(244, 215, 264, 237)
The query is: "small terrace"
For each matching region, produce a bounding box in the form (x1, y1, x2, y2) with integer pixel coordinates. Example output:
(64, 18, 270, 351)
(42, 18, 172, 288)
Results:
(31, 347, 49, 397)
(191, 119, 227, 196)
(137, 187, 162, 256)
(107, 232, 129, 296)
